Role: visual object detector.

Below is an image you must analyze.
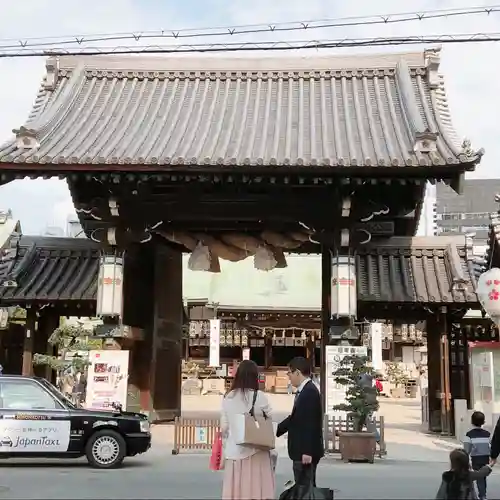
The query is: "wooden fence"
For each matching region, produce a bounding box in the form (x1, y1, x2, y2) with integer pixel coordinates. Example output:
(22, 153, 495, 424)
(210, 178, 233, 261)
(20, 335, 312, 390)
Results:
(172, 417, 220, 455)
(323, 414, 387, 457)
(172, 415, 386, 457)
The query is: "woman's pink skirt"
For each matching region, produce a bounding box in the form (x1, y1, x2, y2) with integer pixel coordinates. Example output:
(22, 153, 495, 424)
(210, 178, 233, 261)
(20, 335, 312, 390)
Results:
(222, 451, 275, 500)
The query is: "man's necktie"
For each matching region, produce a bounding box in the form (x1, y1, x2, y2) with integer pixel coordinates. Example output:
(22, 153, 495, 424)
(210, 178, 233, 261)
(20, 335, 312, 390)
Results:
(293, 391, 300, 406)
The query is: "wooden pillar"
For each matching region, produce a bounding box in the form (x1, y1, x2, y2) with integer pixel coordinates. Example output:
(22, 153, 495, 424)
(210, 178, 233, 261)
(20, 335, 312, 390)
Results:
(439, 309, 452, 435)
(149, 243, 183, 421)
(426, 315, 442, 433)
(22, 307, 37, 376)
(320, 245, 331, 414)
(426, 310, 453, 435)
(264, 333, 272, 369)
(35, 310, 59, 381)
(123, 244, 154, 415)
(307, 334, 314, 372)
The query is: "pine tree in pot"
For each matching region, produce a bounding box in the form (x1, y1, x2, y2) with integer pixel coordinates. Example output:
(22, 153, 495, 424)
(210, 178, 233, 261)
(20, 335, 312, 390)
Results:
(332, 354, 379, 463)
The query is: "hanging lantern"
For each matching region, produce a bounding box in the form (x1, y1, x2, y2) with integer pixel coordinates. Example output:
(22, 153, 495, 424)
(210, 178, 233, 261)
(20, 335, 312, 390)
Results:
(409, 324, 416, 340)
(331, 255, 356, 318)
(401, 324, 408, 341)
(96, 254, 124, 317)
(477, 268, 500, 329)
(189, 321, 197, 338)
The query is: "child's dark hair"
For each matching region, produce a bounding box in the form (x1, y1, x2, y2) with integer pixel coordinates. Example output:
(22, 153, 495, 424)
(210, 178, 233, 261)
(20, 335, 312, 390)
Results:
(447, 449, 471, 499)
(471, 411, 485, 427)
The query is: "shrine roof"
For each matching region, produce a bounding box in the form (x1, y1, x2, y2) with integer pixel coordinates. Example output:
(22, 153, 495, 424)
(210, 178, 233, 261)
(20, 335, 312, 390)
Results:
(0, 49, 482, 172)
(0, 234, 478, 308)
(0, 235, 99, 305)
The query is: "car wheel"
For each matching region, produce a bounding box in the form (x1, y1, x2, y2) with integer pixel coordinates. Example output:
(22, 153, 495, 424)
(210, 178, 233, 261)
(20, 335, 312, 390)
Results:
(85, 429, 126, 469)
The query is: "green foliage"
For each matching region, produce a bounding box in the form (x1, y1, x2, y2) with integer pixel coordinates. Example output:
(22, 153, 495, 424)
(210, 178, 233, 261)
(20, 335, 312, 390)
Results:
(332, 354, 379, 432)
(385, 362, 409, 388)
(8, 306, 26, 324)
(33, 324, 91, 376)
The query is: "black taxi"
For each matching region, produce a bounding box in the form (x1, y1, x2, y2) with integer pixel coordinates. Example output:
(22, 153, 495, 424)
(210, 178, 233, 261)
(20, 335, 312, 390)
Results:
(0, 375, 151, 468)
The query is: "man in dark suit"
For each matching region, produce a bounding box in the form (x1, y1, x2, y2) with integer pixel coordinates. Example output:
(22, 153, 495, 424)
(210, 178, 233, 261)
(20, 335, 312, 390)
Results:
(277, 356, 324, 486)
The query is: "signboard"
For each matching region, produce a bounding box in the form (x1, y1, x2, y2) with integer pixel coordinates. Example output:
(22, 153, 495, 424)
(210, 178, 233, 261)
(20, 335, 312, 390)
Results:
(85, 350, 129, 410)
(209, 319, 220, 367)
(195, 426, 208, 444)
(242, 347, 250, 361)
(0, 420, 70, 453)
(370, 323, 383, 371)
(96, 256, 124, 317)
(325, 345, 367, 416)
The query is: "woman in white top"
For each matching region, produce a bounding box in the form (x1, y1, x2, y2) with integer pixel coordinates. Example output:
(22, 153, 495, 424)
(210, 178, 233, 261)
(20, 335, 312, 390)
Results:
(221, 360, 275, 500)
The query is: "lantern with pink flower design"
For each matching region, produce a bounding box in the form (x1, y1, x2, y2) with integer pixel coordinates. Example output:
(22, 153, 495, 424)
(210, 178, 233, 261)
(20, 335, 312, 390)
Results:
(477, 268, 500, 328)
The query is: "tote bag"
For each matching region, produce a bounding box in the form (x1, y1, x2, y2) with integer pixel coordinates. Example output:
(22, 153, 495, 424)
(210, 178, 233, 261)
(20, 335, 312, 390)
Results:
(233, 390, 275, 450)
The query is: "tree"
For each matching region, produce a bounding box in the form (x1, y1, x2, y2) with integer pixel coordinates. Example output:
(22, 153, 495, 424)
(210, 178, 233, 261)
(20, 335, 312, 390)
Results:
(33, 323, 92, 395)
(332, 354, 379, 432)
(385, 362, 409, 388)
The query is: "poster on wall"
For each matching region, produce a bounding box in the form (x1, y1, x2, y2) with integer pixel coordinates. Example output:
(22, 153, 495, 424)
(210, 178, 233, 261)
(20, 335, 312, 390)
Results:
(209, 319, 220, 367)
(85, 350, 129, 410)
(0, 420, 70, 453)
(325, 345, 367, 417)
(242, 347, 250, 361)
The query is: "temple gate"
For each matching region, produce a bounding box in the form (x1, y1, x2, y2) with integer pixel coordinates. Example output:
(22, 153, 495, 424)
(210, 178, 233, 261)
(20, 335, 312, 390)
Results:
(0, 49, 483, 426)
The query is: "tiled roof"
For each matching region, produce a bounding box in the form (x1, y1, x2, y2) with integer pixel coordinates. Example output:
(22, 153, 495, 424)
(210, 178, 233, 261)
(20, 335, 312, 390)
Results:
(0, 210, 20, 249)
(0, 50, 482, 169)
(0, 234, 477, 307)
(356, 235, 478, 304)
(184, 235, 478, 308)
(0, 236, 99, 304)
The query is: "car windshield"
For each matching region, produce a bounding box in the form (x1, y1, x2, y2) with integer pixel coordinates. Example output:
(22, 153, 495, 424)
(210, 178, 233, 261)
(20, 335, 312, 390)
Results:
(37, 379, 77, 409)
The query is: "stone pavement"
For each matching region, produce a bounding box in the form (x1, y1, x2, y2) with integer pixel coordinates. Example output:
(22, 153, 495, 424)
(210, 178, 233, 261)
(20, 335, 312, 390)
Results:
(1, 395, 499, 499)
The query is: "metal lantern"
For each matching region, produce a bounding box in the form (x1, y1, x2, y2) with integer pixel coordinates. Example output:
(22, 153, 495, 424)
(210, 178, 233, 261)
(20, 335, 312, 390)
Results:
(477, 268, 500, 329)
(331, 255, 357, 318)
(96, 254, 124, 317)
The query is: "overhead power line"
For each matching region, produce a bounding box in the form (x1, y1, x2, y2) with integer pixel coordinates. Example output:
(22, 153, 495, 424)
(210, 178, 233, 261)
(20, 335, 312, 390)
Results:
(0, 5, 498, 52)
(0, 33, 500, 58)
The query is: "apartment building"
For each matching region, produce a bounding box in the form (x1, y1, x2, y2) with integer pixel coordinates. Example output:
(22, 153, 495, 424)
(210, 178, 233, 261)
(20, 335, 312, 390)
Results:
(435, 179, 500, 245)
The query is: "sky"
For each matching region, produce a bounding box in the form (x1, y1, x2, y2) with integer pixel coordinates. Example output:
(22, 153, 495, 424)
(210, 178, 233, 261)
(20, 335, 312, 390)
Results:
(0, 0, 499, 234)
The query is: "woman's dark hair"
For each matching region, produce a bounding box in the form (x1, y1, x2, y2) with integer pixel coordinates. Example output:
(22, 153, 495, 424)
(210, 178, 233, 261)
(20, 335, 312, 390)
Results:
(447, 448, 471, 499)
(226, 360, 259, 396)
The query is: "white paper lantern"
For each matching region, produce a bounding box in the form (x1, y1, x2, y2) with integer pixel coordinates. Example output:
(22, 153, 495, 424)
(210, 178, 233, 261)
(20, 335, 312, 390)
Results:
(96, 255, 124, 317)
(331, 255, 357, 318)
(477, 268, 500, 328)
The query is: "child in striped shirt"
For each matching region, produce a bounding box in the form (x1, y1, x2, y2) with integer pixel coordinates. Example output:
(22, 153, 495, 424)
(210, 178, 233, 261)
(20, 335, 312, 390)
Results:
(463, 411, 491, 500)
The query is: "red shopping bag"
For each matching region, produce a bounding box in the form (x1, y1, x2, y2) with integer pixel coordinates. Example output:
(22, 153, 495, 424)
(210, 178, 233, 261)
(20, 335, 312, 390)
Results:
(209, 432, 223, 471)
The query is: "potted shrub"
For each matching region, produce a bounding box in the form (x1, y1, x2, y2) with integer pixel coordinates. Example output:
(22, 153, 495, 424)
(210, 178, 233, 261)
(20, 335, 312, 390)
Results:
(332, 354, 379, 463)
(385, 362, 408, 399)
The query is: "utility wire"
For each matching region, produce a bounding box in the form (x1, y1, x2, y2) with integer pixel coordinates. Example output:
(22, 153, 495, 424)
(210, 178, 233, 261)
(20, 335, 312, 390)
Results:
(1, 5, 499, 51)
(1, 33, 500, 58)
(4, 4, 495, 43)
